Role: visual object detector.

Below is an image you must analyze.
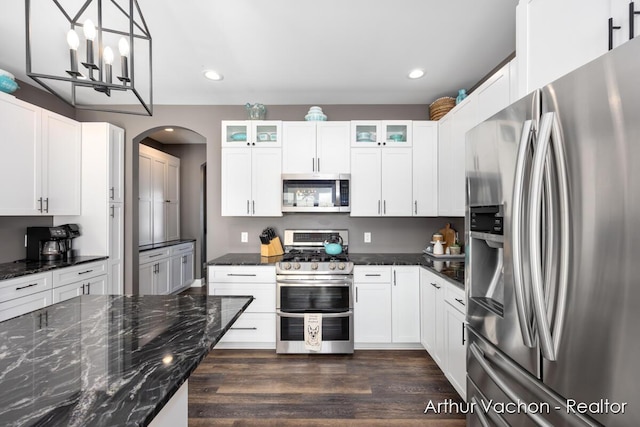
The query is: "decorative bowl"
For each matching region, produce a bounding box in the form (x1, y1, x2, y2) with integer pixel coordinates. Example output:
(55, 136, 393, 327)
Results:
(356, 131, 373, 142)
(230, 132, 247, 141)
(0, 69, 15, 80)
(388, 133, 404, 142)
(304, 113, 327, 121)
(0, 75, 19, 94)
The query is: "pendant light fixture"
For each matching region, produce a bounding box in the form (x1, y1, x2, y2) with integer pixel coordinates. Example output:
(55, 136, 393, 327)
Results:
(25, 0, 153, 116)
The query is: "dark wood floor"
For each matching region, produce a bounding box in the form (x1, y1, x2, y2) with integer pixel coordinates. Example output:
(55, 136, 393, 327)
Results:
(182, 285, 465, 425)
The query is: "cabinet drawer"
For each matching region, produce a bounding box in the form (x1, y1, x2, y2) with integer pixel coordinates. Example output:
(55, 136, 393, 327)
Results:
(354, 266, 391, 283)
(170, 242, 194, 255)
(208, 266, 275, 283)
(218, 313, 276, 343)
(0, 272, 52, 304)
(211, 283, 275, 313)
(0, 290, 52, 322)
(445, 283, 466, 314)
(52, 261, 107, 287)
(139, 248, 171, 264)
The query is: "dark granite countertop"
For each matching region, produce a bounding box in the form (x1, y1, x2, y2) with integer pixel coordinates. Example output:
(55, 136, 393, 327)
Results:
(0, 255, 109, 281)
(206, 253, 464, 287)
(0, 294, 252, 427)
(139, 239, 196, 253)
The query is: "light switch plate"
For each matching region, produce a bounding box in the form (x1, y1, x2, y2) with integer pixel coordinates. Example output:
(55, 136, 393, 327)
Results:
(364, 232, 371, 243)
(241, 232, 248, 243)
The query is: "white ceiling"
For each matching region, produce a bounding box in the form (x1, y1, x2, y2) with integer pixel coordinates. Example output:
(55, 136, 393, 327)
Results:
(0, 0, 517, 108)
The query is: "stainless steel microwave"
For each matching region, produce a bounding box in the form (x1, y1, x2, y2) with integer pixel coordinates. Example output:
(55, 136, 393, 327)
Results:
(282, 174, 350, 212)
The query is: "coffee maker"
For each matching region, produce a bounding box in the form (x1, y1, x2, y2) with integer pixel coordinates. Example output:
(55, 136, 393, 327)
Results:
(26, 224, 81, 262)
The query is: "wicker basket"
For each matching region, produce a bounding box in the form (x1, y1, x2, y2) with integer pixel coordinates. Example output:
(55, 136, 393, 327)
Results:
(429, 96, 456, 120)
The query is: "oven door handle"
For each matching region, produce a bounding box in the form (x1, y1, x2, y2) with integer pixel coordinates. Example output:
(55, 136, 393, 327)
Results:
(276, 310, 353, 318)
(277, 279, 352, 286)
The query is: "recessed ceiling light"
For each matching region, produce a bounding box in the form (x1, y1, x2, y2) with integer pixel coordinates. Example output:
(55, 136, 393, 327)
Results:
(164, 128, 174, 132)
(203, 70, 223, 81)
(408, 69, 425, 79)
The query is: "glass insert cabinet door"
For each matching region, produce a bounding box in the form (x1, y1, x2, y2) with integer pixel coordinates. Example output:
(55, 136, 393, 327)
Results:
(221, 120, 282, 147)
(350, 121, 412, 147)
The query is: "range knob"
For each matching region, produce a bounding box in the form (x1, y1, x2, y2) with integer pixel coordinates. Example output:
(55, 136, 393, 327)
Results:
(311, 262, 318, 270)
(338, 263, 346, 270)
(282, 262, 291, 270)
(293, 263, 301, 270)
(329, 262, 336, 270)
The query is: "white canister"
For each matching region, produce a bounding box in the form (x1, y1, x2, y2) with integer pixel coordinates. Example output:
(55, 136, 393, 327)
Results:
(433, 240, 444, 255)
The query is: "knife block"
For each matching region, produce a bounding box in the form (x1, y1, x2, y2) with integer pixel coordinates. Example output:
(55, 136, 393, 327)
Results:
(261, 236, 284, 257)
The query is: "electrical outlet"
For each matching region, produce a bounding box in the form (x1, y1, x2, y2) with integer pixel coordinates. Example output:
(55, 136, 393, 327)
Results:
(364, 232, 371, 243)
(241, 232, 248, 243)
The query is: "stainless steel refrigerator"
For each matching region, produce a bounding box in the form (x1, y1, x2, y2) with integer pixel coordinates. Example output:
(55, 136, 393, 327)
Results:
(465, 36, 640, 426)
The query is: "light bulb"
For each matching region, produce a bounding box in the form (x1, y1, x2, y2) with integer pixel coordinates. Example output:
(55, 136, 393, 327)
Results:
(67, 29, 80, 50)
(83, 19, 96, 41)
(118, 37, 130, 56)
(103, 46, 114, 65)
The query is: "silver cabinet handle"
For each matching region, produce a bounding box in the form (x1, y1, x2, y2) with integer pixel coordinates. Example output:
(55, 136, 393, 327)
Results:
(430, 282, 441, 289)
(355, 286, 358, 303)
(455, 297, 465, 306)
(110, 205, 115, 218)
(317, 158, 320, 172)
(383, 200, 386, 214)
(252, 200, 255, 214)
(528, 112, 556, 361)
(414, 200, 417, 215)
(16, 283, 38, 291)
(393, 270, 396, 286)
(148, 253, 163, 258)
(81, 283, 86, 294)
(87, 282, 91, 294)
(38, 197, 43, 213)
(44, 198, 49, 213)
(312, 158, 315, 171)
(247, 200, 250, 214)
(230, 327, 257, 330)
(364, 273, 381, 277)
(511, 118, 535, 348)
(227, 273, 256, 277)
(377, 200, 381, 215)
(110, 187, 115, 200)
(78, 269, 94, 275)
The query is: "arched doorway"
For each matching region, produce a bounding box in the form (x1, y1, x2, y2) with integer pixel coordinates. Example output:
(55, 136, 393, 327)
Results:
(133, 126, 206, 294)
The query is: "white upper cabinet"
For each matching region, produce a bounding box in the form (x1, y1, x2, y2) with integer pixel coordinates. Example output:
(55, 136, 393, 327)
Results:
(109, 125, 125, 203)
(222, 120, 282, 148)
(350, 120, 412, 148)
(350, 146, 412, 217)
(475, 63, 511, 124)
(0, 94, 81, 216)
(517, 0, 627, 95)
(438, 94, 476, 217)
(0, 93, 42, 215)
(412, 121, 438, 217)
(282, 121, 350, 174)
(221, 147, 282, 217)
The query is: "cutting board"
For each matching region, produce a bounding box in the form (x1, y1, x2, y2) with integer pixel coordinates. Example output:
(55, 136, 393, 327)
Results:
(439, 223, 456, 248)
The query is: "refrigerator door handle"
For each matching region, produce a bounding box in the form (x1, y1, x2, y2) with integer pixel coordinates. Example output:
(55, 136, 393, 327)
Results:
(511, 118, 535, 348)
(529, 112, 556, 361)
(470, 396, 491, 427)
(550, 113, 571, 354)
(469, 343, 554, 427)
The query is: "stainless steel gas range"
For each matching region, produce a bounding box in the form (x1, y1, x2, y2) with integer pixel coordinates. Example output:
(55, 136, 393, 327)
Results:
(275, 229, 354, 354)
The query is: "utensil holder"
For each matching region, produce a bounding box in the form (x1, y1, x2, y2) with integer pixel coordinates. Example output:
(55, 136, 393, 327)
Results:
(261, 236, 284, 257)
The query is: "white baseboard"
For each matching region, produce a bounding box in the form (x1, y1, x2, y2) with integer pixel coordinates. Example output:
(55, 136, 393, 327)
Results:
(190, 278, 203, 288)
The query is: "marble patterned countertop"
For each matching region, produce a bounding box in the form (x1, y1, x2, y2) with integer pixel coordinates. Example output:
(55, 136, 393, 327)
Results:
(206, 252, 465, 287)
(0, 294, 253, 427)
(0, 255, 109, 281)
(139, 239, 196, 253)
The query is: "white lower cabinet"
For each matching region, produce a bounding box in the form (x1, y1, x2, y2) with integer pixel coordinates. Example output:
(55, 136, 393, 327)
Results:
(139, 243, 195, 295)
(354, 266, 421, 348)
(444, 284, 466, 400)
(0, 289, 52, 322)
(170, 242, 195, 293)
(53, 275, 108, 303)
(420, 266, 466, 399)
(354, 266, 392, 344)
(208, 265, 276, 348)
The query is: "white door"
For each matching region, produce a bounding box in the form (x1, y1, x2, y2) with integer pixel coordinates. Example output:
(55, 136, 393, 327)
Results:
(53, 281, 84, 303)
(316, 121, 350, 173)
(221, 148, 252, 216)
(42, 111, 81, 215)
(412, 122, 438, 216)
(381, 148, 412, 217)
(350, 148, 381, 216)
(138, 152, 153, 245)
(152, 157, 167, 242)
(0, 95, 42, 215)
(109, 203, 124, 294)
(139, 262, 154, 295)
(156, 258, 171, 295)
(0, 291, 52, 322)
(445, 303, 467, 399)
(420, 269, 444, 368)
(251, 148, 282, 217)
(86, 275, 108, 295)
(475, 63, 511, 124)
(182, 252, 194, 287)
(391, 267, 420, 343)
(109, 125, 125, 203)
(381, 121, 413, 147)
(282, 121, 316, 173)
(354, 282, 392, 343)
(170, 255, 183, 292)
(166, 158, 180, 241)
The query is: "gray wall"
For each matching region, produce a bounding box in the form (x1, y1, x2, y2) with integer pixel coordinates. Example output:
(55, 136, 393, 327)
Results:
(0, 217, 53, 263)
